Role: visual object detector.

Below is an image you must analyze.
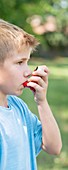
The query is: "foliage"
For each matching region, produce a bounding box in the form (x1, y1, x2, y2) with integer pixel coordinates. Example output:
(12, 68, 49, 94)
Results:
(0, 0, 68, 51)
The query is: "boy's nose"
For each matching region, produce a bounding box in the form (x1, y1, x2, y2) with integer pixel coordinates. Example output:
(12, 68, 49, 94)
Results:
(23, 67, 32, 77)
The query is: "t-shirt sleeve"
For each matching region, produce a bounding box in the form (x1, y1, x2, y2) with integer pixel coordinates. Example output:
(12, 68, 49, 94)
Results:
(24, 105, 42, 157)
(32, 114, 42, 156)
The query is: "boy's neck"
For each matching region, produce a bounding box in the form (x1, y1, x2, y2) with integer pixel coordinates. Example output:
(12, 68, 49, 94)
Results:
(0, 92, 8, 108)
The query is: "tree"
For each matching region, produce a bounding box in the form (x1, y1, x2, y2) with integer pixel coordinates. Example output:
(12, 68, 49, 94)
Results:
(0, 0, 68, 54)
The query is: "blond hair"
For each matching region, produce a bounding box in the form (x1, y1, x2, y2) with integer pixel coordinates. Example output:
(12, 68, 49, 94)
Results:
(0, 19, 39, 63)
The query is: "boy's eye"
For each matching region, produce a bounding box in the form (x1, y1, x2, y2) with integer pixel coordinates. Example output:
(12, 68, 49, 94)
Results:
(18, 61, 23, 65)
(16, 58, 29, 65)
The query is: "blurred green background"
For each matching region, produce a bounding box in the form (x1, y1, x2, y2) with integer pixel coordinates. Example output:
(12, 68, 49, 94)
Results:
(0, 0, 68, 169)
(0, 0, 68, 54)
(20, 57, 68, 170)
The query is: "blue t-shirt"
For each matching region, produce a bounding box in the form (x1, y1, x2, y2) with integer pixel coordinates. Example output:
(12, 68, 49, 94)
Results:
(0, 95, 42, 170)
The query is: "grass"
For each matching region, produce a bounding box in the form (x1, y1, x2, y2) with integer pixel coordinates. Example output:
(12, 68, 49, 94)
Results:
(20, 57, 68, 170)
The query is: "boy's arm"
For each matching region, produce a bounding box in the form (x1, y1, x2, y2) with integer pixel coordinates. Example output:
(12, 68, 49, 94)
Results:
(27, 65, 62, 155)
(38, 99, 62, 155)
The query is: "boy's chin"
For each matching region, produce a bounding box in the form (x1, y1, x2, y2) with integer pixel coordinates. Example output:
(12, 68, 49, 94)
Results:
(11, 89, 23, 96)
(16, 89, 23, 96)
(8, 88, 24, 96)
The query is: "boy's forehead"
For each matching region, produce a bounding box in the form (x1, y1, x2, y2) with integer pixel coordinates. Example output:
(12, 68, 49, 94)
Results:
(11, 46, 32, 60)
(18, 46, 32, 57)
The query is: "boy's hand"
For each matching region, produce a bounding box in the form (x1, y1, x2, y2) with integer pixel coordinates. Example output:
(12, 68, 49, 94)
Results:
(27, 66, 49, 105)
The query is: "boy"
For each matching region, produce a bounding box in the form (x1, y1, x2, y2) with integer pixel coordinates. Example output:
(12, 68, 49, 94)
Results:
(0, 19, 62, 170)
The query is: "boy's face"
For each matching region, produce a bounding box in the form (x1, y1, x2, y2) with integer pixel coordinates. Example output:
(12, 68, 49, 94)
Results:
(0, 47, 32, 96)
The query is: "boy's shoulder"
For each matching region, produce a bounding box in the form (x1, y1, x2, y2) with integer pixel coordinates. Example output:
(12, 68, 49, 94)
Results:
(7, 95, 36, 127)
(8, 95, 27, 109)
(8, 95, 23, 102)
(8, 95, 38, 123)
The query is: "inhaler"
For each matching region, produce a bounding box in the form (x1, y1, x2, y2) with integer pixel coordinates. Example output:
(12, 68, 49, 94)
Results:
(23, 66, 38, 92)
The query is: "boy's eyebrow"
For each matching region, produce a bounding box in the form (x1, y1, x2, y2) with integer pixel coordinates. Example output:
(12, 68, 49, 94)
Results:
(15, 56, 30, 62)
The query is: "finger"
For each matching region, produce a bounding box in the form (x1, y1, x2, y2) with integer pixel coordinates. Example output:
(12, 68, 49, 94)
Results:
(27, 81, 44, 92)
(28, 76, 46, 88)
(32, 70, 48, 85)
(32, 66, 49, 81)
(33, 65, 49, 75)
(32, 70, 48, 78)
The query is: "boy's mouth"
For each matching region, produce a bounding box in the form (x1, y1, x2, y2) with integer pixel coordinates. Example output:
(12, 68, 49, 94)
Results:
(22, 67, 38, 92)
(23, 80, 35, 92)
